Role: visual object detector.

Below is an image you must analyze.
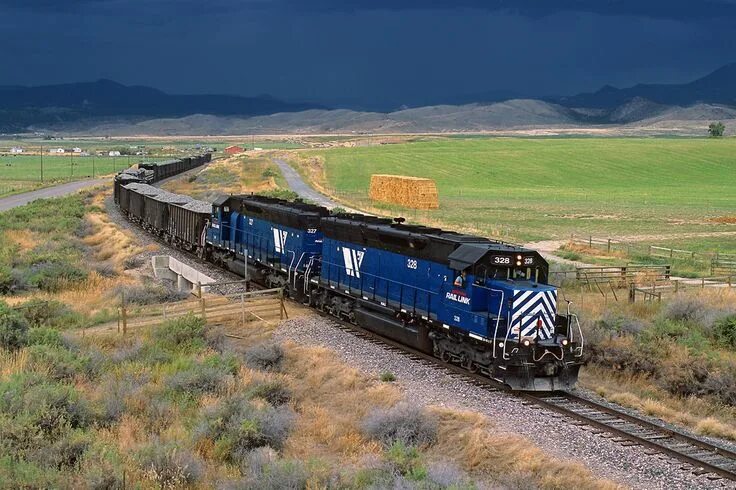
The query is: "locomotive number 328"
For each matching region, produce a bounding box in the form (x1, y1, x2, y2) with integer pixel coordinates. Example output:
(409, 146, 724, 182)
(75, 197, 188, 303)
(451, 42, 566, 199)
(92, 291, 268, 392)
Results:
(492, 256, 511, 265)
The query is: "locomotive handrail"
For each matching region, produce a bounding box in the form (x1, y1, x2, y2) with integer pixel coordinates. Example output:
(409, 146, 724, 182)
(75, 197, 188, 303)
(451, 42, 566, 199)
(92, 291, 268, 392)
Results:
(488, 288, 504, 359)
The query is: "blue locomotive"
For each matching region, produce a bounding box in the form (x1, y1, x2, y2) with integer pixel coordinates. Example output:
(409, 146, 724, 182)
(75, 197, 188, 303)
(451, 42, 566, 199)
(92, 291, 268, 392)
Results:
(117, 178, 584, 391)
(203, 197, 583, 391)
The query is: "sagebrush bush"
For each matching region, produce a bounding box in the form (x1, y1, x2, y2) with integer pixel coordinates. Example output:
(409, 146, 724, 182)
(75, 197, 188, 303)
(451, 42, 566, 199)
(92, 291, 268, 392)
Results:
(193, 395, 295, 461)
(137, 441, 204, 488)
(18, 298, 85, 330)
(662, 294, 735, 330)
(153, 314, 206, 353)
(713, 315, 736, 348)
(165, 361, 232, 397)
(243, 342, 284, 371)
(113, 283, 190, 305)
(28, 261, 88, 293)
(28, 344, 95, 381)
(247, 380, 292, 406)
(122, 256, 144, 270)
(28, 327, 64, 347)
(361, 403, 438, 448)
(0, 301, 29, 351)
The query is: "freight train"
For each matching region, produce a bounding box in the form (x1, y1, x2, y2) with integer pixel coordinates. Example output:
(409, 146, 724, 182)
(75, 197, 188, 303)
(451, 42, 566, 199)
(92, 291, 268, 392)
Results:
(113, 161, 583, 391)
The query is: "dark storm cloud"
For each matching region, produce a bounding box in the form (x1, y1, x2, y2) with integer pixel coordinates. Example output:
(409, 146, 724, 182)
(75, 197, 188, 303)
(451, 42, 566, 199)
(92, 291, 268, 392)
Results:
(288, 0, 736, 21)
(3, 0, 736, 21)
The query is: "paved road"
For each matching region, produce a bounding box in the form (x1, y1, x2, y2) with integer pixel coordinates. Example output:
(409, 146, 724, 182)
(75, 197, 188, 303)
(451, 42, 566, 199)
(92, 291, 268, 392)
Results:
(273, 158, 359, 212)
(0, 178, 108, 212)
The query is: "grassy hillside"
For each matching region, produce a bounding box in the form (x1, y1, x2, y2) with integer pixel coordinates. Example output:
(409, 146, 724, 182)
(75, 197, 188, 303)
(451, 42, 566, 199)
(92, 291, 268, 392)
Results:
(312, 137, 736, 242)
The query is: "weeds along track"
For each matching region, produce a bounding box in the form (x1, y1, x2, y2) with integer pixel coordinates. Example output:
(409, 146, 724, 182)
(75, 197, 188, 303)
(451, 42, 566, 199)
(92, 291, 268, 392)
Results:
(313, 311, 736, 484)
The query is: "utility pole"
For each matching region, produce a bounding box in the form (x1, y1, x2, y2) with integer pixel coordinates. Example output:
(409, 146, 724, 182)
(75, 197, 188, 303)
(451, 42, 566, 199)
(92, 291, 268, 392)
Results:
(70, 151, 73, 178)
(40, 144, 44, 183)
(92, 154, 95, 178)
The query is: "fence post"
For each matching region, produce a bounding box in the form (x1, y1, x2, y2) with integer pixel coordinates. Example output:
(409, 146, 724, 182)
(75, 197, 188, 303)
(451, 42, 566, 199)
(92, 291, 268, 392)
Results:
(200, 296, 206, 321)
(670, 248, 673, 259)
(674, 280, 679, 293)
(648, 245, 652, 256)
(628, 283, 635, 303)
(121, 291, 127, 335)
(196, 281, 202, 299)
(589, 236, 592, 248)
(241, 293, 245, 327)
(607, 239, 611, 253)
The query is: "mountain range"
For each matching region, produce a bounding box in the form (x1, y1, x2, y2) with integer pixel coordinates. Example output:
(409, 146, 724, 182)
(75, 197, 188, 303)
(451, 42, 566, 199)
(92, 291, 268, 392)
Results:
(3, 63, 736, 135)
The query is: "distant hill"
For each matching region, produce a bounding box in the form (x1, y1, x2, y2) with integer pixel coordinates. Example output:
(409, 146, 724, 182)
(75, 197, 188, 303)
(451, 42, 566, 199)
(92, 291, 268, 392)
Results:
(0, 79, 324, 132)
(6, 63, 736, 135)
(557, 63, 736, 108)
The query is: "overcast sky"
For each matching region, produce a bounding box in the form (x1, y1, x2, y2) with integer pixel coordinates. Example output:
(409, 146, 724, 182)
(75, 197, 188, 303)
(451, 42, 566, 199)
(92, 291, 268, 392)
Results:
(2, 0, 735, 109)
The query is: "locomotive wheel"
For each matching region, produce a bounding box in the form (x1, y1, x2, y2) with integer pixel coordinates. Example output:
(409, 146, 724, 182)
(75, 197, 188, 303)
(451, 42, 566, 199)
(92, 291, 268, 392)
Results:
(440, 350, 452, 363)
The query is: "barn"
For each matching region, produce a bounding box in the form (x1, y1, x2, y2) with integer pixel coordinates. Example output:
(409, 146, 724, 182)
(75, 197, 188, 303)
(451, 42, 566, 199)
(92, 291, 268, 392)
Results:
(224, 145, 244, 155)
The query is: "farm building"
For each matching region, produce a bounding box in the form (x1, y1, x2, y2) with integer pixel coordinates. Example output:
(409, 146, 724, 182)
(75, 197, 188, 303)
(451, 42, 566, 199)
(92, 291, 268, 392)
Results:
(73, 147, 83, 153)
(224, 145, 244, 155)
(49, 148, 64, 154)
(10, 147, 23, 154)
(109, 150, 121, 157)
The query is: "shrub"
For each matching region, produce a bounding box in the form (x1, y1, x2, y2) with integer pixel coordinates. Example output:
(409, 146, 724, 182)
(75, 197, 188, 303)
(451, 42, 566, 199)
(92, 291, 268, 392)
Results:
(713, 315, 736, 348)
(361, 403, 438, 448)
(122, 256, 144, 270)
(18, 298, 84, 330)
(112, 283, 190, 306)
(0, 265, 12, 294)
(137, 441, 204, 488)
(34, 429, 90, 470)
(27, 344, 93, 381)
(0, 301, 29, 350)
(93, 262, 117, 278)
(28, 261, 88, 292)
(380, 371, 396, 382)
(153, 314, 206, 353)
(27, 328, 64, 348)
(193, 395, 294, 461)
(0, 455, 60, 489)
(165, 361, 231, 397)
(247, 380, 292, 406)
(0, 373, 91, 439)
(701, 367, 736, 406)
(657, 354, 710, 398)
(386, 441, 424, 477)
(261, 168, 279, 178)
(244, 342, 284, 371)
(250, 458, 309, 490)
(79, 442, 124, 490)
(97, 372, 149, 425)
(595, 311, 646, 336)
(203, 352, 240, 375)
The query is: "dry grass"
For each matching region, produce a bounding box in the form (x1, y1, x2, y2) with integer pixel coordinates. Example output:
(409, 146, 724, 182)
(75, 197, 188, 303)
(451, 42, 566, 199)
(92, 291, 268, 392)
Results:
(282, 342, 399, 461)
(3, 229, 40, 252)
(162, 154, 282, 199)
(0, 348, 30, 378)
(429, 408, 621, 490)
(581, 366, 736, 441)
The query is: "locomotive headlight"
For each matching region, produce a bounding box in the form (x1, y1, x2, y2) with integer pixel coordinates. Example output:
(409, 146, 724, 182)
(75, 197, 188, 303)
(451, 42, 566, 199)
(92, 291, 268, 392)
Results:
(561, 339, 569, 346)
(516, 260, 522, 266)
(516, 255, 522, 260)
(522, 339, 531, 347)
(498, 342, 504, 348)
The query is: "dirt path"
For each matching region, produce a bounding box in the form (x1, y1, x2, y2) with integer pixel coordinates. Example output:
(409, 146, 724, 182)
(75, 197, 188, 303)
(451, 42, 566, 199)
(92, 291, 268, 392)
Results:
(0, 178, 108, 212)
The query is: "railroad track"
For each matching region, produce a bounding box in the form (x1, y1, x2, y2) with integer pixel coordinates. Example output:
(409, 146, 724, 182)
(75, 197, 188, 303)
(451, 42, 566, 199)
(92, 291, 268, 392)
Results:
(319, 312, 736, 484)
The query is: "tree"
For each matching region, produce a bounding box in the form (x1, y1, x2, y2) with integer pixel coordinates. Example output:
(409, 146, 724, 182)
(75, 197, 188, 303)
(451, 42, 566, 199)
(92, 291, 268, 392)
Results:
(708, 122, 725, 137)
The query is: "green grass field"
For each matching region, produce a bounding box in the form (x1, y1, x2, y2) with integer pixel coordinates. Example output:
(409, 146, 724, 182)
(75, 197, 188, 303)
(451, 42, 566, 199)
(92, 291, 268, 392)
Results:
(0, 155, 169, 182)
(315, 137, 736, 243)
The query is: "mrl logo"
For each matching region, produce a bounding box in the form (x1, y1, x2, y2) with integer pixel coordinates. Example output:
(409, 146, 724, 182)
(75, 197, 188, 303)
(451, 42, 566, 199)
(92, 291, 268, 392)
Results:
(445, 289, 470, 305)
(342, 247, 365, 278)
(273, 228, 288, 253)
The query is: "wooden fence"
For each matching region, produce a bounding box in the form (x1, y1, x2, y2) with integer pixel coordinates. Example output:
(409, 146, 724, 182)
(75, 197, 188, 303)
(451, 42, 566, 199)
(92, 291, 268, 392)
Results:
(118, 287, 286, 333)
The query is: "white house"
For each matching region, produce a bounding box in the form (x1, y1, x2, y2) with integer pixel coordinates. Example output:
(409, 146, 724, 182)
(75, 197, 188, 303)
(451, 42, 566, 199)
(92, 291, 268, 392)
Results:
(10, 147, 23, 154)
(49, 148, 65, 154)
(72, 147, 83, 153)
(108, 150, 121, 157)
